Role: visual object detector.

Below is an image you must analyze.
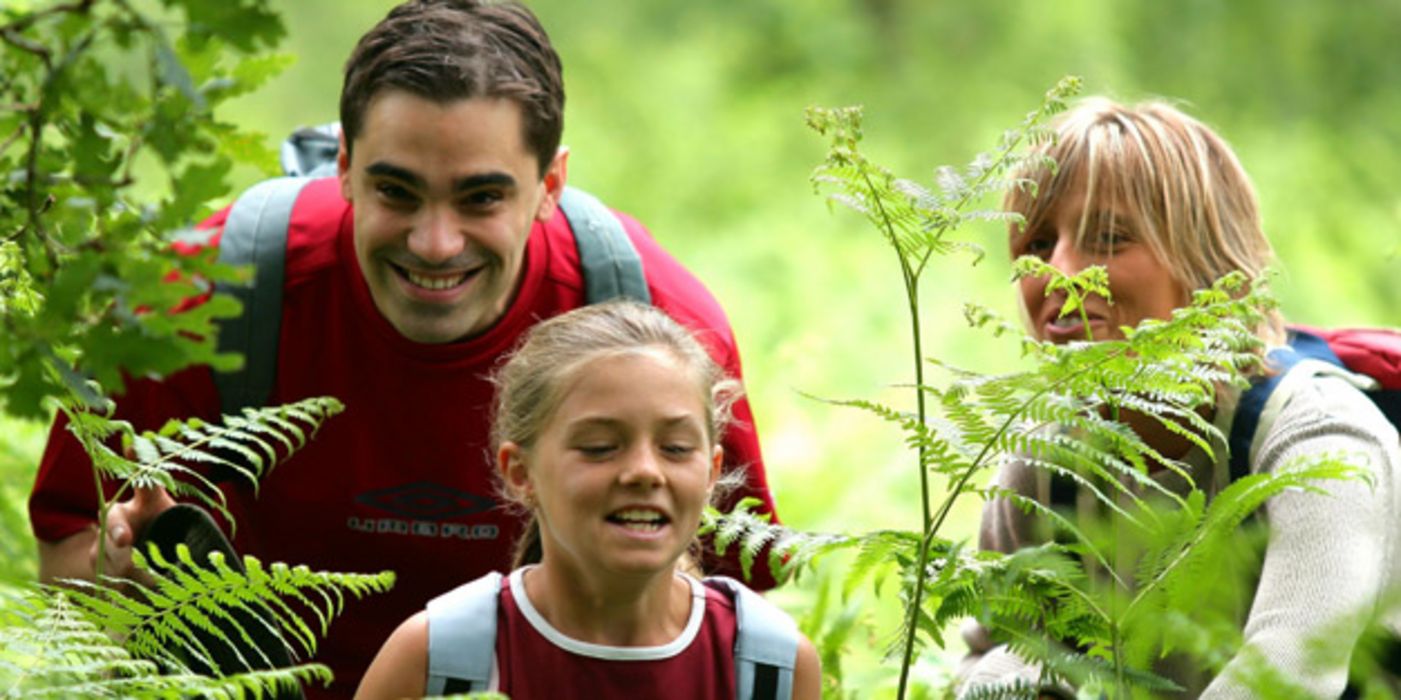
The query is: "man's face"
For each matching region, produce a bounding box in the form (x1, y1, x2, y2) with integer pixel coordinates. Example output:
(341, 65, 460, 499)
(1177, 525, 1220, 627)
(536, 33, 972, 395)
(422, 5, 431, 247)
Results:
(340, 91, 565, 344)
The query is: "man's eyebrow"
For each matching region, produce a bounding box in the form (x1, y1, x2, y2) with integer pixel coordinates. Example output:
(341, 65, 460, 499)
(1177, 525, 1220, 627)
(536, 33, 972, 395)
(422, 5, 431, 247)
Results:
(363, 162, 517, 195)
(365, 162, 425, 189)
(453, 172, 517, 193)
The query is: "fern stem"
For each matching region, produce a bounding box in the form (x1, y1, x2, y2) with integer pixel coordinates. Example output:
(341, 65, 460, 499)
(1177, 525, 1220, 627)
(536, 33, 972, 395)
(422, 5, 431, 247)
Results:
(860, 165, 932, 699)
(1109, 620, 1126, 699)
(1107, 401, 1128, 698)
(69, 403, 113, 582)
(860, 169, 933, 530)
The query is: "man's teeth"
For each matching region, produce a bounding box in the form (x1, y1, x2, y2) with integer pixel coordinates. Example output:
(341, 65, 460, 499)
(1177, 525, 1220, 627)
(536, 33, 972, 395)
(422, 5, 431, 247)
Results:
(1051, 316, 1079, 328)
(406, 270, 467, 290)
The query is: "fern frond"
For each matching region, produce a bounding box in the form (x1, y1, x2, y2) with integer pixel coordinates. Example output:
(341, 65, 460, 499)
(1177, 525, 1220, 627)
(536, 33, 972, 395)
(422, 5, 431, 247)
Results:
(959, 677, 1042, 700)
(62, 397, 344, 535)
(0, 586, 336, 698)
(1128, 456, 1365, 622)
(840, 529, 922, 601)
(705, 500, 851, 584)
(60, 544, 393, 677)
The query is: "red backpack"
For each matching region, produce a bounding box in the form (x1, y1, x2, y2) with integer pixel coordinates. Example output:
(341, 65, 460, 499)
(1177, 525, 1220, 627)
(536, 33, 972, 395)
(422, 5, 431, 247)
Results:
(1228, 326, 1401, 480)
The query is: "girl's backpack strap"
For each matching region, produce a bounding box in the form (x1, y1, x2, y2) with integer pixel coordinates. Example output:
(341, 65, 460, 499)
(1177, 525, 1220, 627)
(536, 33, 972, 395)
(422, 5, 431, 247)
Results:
(1228, 329, 1375, 480)
(557, 186, 651, 305)
(425, 571, 503, 695)
(706, 575, 799, 700)
(214, 176, 315, 416)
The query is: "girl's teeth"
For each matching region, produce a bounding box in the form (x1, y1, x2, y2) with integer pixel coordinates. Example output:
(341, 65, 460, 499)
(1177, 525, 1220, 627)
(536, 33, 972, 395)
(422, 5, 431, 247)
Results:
(611, 509, 666, 532)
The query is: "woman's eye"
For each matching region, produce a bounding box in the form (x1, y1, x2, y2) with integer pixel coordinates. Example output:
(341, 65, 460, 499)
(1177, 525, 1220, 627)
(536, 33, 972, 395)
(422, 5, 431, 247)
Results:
(1091, 229, 1130, 251)
(1016, 234, 1054, 258)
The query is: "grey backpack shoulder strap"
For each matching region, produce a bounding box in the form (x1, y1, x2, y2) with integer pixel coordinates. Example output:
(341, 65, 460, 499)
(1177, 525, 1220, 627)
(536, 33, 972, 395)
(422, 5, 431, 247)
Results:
(425, 571, 503, 695)
(213, 176, 315, 416)
(279, 123, 341, 179)
(706, 576, 800, 700)
(557, 186, 651, 305)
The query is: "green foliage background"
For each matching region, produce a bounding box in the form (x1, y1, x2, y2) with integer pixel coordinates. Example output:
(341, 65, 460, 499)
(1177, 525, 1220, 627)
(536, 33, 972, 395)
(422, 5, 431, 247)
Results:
(4, 0, 1399, 684)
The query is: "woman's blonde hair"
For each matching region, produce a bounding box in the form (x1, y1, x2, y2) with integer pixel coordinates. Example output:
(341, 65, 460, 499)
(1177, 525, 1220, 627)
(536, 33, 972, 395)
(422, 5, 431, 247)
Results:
(1006, 97, 1284, 343)
(490, 300, 743, 567)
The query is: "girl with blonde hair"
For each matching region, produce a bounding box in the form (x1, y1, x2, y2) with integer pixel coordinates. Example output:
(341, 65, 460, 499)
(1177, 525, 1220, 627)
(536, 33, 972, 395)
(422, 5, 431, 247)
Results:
(357, 301, 821, 699)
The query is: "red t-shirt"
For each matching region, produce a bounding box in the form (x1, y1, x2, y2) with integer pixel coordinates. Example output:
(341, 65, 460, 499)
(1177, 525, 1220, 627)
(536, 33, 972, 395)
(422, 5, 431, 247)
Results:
(494, 570, 737, 698)
(28, 177, 777, 698)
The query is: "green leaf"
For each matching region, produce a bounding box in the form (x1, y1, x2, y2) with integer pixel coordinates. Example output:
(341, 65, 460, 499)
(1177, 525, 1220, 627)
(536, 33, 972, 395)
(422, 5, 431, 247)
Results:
(155, 33, 207, 111)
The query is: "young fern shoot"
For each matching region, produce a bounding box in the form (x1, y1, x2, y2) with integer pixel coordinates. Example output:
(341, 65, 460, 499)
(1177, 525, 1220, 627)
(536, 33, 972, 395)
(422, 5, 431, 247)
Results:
(805, 76, 1081, 697)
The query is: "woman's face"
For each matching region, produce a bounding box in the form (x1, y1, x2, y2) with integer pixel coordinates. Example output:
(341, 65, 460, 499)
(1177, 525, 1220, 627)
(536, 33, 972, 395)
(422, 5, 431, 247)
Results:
(1012, 176, 1187, 343)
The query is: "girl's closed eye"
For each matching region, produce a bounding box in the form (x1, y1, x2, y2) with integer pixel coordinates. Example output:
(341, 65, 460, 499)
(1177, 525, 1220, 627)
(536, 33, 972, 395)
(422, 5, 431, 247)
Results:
(575, 443, 618, 459)
(661, 442, 697, 459)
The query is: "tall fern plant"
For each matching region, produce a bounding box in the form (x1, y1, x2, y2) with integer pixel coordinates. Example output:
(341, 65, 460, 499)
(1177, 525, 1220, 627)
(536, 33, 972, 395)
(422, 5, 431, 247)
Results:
(713, 80, 1362, 698)
(807, 77, 1082, 697)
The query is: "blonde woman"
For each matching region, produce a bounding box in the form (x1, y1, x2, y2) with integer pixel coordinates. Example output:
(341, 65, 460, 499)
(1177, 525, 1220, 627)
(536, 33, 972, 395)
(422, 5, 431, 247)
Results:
(960, 98, 1401, 698)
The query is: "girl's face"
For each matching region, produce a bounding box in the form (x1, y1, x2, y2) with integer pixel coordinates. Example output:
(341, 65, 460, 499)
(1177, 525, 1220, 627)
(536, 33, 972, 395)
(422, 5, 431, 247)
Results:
(500, 349, 722, 580)
(1012, 176, 1187, 343)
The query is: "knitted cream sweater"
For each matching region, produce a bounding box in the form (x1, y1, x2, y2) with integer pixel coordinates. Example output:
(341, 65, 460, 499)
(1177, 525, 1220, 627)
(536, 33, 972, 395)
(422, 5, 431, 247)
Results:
(960, 369, 1401, 699)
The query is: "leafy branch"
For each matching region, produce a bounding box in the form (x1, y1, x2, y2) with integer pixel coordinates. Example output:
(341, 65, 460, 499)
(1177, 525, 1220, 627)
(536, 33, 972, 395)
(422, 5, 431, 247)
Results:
(0, 0, 290, 419)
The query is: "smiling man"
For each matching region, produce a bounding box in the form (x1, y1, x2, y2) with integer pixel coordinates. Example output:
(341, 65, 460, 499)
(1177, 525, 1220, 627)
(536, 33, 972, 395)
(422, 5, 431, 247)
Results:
(27, 1, 780, 697)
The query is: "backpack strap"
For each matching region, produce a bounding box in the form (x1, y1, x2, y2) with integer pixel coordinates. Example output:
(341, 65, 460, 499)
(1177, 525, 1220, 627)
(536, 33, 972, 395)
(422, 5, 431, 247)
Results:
(558, 186, 651, 305)
(706, 576, 799, 700)
(425, 571, 503, 695)
(213, 177, 315, 416)
(1228, 329, 1355, 480)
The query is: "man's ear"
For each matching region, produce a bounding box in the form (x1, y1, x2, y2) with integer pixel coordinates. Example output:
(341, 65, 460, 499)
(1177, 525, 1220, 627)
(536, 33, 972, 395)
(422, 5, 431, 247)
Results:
(337, 131, 353, 201)
(499, 442, 533, 500)
(534, 146, 570, 222)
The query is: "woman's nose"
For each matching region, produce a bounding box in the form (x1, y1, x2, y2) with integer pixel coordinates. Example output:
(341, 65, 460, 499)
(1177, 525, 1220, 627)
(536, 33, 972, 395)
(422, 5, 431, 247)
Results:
(1047, 236, 1084, 275)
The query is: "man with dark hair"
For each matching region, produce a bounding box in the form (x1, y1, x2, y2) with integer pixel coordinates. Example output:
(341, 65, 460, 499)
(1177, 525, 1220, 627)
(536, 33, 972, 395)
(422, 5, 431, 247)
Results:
(28, 1, 780, 696)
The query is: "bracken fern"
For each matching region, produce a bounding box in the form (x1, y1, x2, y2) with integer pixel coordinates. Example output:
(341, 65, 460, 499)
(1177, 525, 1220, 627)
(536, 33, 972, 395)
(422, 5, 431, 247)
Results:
(0, 585, 331, 698)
